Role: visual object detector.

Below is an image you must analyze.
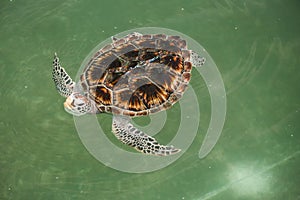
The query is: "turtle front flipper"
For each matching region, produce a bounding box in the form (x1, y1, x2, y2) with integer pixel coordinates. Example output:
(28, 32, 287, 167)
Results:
(112, 115, 181, 156)
(52, 53, 75, 97)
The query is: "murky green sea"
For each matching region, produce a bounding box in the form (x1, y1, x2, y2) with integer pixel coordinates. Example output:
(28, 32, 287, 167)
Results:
(1, 0, 300, 199)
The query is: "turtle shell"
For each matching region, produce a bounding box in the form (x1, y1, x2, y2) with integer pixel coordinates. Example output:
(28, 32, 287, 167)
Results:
(80, 33, 193, 117)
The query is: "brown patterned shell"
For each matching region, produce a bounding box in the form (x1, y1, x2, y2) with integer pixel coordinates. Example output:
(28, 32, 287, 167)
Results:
(80, 33, 193, 117)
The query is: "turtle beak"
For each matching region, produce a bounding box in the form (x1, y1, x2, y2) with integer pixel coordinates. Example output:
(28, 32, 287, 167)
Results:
(63, 97, 79, 116)
(63, 95, 87, 116)
(64, 97, 73, 109)
(63, 93, 90, 116)
(63, 100, 74, 115)
(63, 101, 71, 110)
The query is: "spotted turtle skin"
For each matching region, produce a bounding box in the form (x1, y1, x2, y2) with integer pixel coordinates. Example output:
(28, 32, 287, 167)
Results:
(79, 33, 193, 117)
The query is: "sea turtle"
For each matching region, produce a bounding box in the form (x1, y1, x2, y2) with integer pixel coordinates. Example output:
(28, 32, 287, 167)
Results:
(52, 32, 205, 156)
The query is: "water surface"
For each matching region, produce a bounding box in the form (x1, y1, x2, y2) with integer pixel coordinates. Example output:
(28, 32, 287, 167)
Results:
(1, 0, 299, 199)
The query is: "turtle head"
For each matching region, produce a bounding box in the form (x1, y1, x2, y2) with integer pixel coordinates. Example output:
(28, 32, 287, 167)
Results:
(64, 92, 92, 116)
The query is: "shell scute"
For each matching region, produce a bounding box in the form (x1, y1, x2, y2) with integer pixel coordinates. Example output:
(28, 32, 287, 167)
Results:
(160, 54, 184, 74)
(156, 39, 182, 54)
(89, 85, 112, 105)
(152, 34, 167, 40)
(131, 39, 156, 49)
(128, 93, 147, 111)
(146, 65, 179, 93)
(184, 61, 192, 72)
(181, 49, 191, 61)
(113, 43, 137, 57)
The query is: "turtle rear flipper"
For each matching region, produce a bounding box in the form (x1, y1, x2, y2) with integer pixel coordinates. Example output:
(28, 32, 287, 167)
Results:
(191, 51, 206, 67)
(52, 53, 75, 97)
(112, 115, 181, 156)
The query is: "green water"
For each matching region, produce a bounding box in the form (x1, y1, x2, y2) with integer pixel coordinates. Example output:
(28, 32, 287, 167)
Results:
(1, 0, 300, 199)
